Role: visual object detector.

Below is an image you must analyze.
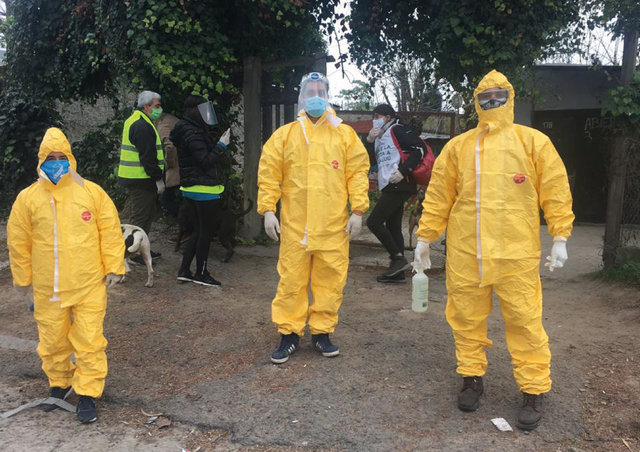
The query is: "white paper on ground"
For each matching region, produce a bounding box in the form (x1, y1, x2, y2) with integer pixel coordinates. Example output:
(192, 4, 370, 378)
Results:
(491, 417, 513, 432)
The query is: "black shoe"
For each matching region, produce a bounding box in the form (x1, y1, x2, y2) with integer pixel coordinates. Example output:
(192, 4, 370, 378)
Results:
(193, 271, 221, 287)
(271, 333, 299, 364)
(41, 386, 72, 412)
(177, 269, 195, 283)
(129, 255, 154, 267)
(516, 393, 545, 431)
(76, 396, 98, 423)
(151, 250, 162, 260)
(382, 256, 411, 277)
(458, 376, 484, 412)
(312, 333, 340, 357)
(376, 272, 406, 284)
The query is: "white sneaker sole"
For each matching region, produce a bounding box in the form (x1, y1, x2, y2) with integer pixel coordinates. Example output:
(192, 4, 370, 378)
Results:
(270, 355, 290, 364)
(79, 415, 98, 424)
(192, 280, 221, 287)
(320, 349, 340, 357)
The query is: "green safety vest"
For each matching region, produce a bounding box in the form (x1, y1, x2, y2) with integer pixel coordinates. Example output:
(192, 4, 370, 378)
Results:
(180, 185, 225, 195)
(118, 110, 165, 179)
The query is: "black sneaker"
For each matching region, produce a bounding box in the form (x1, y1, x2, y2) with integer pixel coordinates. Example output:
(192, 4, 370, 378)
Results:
(76, 396, 98, 423)
(271, 333, 299, 364)
(193, 271, 221, 287)
(177, 269, 195, 283)
(312, 334, 340, 357)
(41, 386, 72, 412)
(151, 251, 162, 260)
(382, 256, 411, 277)
(376, 272, 406, 284)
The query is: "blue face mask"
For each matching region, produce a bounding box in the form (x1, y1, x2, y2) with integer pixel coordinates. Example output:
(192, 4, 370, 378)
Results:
(305, 97, 327, 117)
(41, 160, 70, 184)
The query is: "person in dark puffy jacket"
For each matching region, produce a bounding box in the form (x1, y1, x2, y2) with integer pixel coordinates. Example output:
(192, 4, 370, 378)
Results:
(170, 95, 231, 286)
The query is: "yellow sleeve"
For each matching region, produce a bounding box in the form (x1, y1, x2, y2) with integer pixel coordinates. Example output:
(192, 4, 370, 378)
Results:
(416, 142, 459, 242)
(535, 137, 575, 238)
(93, 186, 126, 275)
(344, 127, 370, 213)
(257, 128, 284, 215)
(7, 191, 33, 287)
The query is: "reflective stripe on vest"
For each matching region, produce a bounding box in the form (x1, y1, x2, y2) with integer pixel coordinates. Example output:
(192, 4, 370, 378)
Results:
(180, 185, 225, 195)
(118, 110, 165, 179)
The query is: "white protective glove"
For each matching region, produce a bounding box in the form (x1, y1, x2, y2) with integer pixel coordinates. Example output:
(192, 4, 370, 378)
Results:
(14, 285, 33, 307)
(105, 273, 123, 288)
(264, 211, 280, 242)
(366, 127, 382, 143)
(389, 169, 404, 184)
(219, 128, 231, 147)
(155, 179, 166, 195)
(346, 213, 362, 239)
(545, 237, 568, 272)
(413, 240, 432, 271)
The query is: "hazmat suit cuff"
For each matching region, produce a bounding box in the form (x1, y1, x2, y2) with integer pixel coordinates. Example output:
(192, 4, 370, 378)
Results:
(416, 230, 441, 243)
(257, 206, 275, 216)
(553, 236, 568, 242)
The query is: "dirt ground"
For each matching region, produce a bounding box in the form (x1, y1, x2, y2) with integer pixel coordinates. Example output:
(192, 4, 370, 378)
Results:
(0, 223, 639, 452)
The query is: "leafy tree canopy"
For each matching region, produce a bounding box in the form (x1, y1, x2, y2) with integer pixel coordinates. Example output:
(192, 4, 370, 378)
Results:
(319, 0, 583, 100)
(337, 80, 375, 110)
(0, 0, 329, 213)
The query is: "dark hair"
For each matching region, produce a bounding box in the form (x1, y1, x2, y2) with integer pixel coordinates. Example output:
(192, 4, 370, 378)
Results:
(184, 95, 207, 112)
(184, 94, 208, 130)
(373, 104, 396, 118)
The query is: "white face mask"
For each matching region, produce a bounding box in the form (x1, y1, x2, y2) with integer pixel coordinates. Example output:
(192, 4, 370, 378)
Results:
(372, 118, 385, 129)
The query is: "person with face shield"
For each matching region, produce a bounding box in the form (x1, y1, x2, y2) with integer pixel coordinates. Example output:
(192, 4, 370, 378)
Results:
(413, 70, 574, 430)
(118, 91, 165, 263)
(258, 72, 370, 363)
(365, 104, 429, 284)
(170, 95, 231, 286)
(8, 128, 126, 423)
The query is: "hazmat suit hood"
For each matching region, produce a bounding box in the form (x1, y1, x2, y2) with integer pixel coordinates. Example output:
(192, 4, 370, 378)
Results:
(37, 127, 82, 185)
(473, 70, 515, 129)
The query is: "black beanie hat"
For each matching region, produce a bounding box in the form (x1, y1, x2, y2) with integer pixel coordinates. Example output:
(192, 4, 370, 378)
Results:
(373, 103, 396, 118)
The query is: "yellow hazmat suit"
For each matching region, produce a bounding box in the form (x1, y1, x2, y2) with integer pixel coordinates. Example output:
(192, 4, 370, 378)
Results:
(7, 128, 125, 398)
(258, 110, 370, 336)
(417, 71, 574, 394)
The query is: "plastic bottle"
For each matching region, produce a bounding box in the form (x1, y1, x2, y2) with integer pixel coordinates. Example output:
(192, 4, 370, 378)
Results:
(412, 266, 429, 313)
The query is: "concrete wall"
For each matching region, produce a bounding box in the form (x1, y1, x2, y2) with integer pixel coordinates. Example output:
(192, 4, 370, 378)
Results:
(515, 65, 621, 126)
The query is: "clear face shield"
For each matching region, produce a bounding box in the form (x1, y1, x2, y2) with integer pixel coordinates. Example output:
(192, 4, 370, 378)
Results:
(298, 72, 330, 117)
(197, 101, 218, 126)
(477, 88, 509, 111)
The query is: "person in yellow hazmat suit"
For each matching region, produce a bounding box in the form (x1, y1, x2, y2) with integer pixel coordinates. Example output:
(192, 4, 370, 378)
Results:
(7, 127, 125, 424)
(413, 70, 574, 431)
(258, 72, 370, 364)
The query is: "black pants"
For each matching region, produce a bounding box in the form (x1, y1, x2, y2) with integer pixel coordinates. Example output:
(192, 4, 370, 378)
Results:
(366, 189, 414, 258)
(126, 187, 157, 235)
(179, 198, 219, 275)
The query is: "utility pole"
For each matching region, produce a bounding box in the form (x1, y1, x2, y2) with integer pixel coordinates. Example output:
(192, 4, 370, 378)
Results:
(603, 27, 638, 268)
(242, 56, 262, 238)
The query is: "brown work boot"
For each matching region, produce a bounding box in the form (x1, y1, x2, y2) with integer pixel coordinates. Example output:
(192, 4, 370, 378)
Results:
(458, 376, 483, 412)
(516, 393, 545, 430)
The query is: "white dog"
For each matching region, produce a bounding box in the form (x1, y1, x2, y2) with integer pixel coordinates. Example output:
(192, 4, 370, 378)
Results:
(120, 224, 154, 288)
